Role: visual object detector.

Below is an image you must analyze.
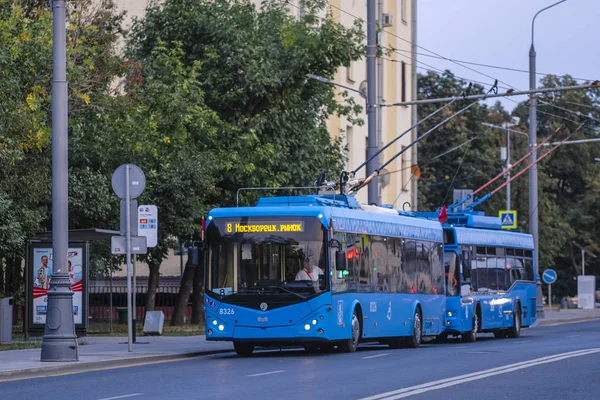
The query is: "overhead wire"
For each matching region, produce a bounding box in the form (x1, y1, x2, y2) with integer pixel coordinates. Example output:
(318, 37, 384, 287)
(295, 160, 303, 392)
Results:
(388, 48, 596, 83)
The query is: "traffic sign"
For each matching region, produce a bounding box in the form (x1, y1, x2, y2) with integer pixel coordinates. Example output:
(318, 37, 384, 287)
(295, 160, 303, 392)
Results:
(111, 163, 146, 200)
(499, 210, 517, 230)
(111, 235, 147, 255)
(542, 269, 557, 285)
(138, 205, 158, 248)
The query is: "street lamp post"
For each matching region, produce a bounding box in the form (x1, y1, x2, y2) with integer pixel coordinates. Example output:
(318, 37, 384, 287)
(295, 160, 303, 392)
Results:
(41, 0, 78, 362)
(530, 0, 567, 320)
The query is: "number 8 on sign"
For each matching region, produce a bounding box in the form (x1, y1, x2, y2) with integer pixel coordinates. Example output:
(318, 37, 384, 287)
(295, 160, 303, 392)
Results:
(227, 223, 232, 233)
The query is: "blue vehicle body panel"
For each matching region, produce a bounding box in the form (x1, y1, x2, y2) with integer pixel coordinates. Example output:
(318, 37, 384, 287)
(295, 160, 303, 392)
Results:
(204, 195, 446, 346)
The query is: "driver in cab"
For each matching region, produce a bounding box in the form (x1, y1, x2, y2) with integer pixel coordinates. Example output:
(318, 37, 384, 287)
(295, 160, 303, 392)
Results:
(296, 257, 323, 281)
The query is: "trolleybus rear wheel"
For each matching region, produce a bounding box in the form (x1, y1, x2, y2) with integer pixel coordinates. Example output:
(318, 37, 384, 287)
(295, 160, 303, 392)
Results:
(406, 309, 422, 348)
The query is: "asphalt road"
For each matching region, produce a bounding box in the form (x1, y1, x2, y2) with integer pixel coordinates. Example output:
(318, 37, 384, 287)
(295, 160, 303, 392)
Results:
(2, 321, 599, 400)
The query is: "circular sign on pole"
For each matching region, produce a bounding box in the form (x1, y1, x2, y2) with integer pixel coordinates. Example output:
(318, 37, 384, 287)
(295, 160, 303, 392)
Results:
(112, 163, 146, 200)
(542, 269, 557, 285)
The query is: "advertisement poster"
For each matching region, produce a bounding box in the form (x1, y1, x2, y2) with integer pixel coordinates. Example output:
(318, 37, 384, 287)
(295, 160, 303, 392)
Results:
(32, 247, 83, 325)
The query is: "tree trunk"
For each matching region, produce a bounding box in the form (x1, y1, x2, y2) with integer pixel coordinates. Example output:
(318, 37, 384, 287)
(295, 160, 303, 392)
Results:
(191, 252, 205, 324)
(145, 261, 161, 313)
(170, 258, 195, 326)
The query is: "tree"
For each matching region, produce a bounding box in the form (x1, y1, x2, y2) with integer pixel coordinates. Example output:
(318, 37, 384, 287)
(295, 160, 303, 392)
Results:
(416, 71, 505, 215)
(127, 0, 365, 320)
(128, 0, 363, 205)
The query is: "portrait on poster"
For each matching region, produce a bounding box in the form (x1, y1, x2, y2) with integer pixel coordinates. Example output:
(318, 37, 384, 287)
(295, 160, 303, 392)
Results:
(32, 247, 83, 325)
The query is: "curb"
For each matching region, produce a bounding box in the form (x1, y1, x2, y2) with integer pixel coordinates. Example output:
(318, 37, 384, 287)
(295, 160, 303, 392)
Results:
(532, 316, 600, 327)
(0, 348, 231, 382)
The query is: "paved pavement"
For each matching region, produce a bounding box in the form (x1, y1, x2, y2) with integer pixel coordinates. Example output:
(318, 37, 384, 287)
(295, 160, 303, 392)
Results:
(1, 319, 599, 400)
(0, 308, 599, 382)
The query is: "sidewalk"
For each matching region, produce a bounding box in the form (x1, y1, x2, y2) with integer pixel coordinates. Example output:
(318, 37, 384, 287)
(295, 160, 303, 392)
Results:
(0, 335, 233, 382)
(533, 307, 600, 327)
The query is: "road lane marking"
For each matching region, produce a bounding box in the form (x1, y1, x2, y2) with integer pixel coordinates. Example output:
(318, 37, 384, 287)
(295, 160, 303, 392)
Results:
(359, 348, 600, 400)
(362, 353, 390, 359)
(247, 370, 285, 377)
(97, 394, 143, 400)
(568, 334, 581, 338)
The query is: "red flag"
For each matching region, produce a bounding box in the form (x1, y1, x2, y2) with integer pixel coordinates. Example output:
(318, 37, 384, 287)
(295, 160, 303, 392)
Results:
(438, 205, 448, 223)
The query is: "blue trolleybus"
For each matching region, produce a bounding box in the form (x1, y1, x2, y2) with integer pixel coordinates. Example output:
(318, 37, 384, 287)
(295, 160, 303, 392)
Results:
(204, 194, 447, 356)
(438, 212, 537, 342)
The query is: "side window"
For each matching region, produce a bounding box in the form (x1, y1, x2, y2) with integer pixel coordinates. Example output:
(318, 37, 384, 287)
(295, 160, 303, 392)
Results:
(388, 238, 404, 293)
(372, 236, 390, 292)
(431, 244, 444, 295)
(346, 233, 361, 292)
(404, 240, 417, 293)
(473, 247, 487, 291)
(417, 241, 433, 294)
(460, 246, 472, 282)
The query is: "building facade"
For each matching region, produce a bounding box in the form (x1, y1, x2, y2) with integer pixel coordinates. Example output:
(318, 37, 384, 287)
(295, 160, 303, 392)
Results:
(112, 0, 418, 277)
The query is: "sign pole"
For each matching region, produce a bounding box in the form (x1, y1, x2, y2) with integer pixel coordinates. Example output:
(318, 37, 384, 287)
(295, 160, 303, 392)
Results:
(548, 283, 552, 309)
(132, 255, 136, 344)
(125, 164, 133, 352)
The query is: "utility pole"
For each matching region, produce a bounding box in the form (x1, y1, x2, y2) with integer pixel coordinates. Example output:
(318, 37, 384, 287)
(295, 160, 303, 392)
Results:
(530, 0, 566, 320)
(411, 0, 418, 210)
(41, 0, 79, 362)
(366, 0, 379, 205)
(505, 126, 511, 210)
(377, 0, 383, 203)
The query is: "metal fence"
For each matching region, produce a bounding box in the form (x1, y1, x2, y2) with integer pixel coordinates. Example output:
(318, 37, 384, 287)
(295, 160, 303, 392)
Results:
(88, 274, 194, 334)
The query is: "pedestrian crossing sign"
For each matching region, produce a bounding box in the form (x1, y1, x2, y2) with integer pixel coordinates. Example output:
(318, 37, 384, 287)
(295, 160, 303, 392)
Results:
(499, 210, 517, 230)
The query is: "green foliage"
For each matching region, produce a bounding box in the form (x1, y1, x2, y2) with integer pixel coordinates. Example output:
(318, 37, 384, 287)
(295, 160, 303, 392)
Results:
(416, 71, 505, 214)
(128, 0, 363, 205)
(418, 71, 600, 298)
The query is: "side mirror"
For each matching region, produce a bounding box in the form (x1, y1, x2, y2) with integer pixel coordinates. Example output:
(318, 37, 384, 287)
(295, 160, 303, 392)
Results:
(336, 250, 347, 271)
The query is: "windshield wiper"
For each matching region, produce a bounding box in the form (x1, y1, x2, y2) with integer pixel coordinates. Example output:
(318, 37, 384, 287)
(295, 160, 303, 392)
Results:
(268, 285, 308, 300)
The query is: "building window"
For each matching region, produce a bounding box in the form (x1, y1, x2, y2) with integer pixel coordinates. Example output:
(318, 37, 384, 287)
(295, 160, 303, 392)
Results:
(401, 145, 409, 191)
(345, 126, 354, 168)
(346, 62, 354, 83)
(401, 0, 407, 24)
(401, 61, 406, 104)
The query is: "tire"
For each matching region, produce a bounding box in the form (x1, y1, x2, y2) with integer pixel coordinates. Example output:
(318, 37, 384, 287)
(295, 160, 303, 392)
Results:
(462, 310, 479, 343)
(388, 337, 404, 349)
(406, 309, 422, 348)
(494, 330, 507, 339)
(339, 308, 361, 353)
(304, 344, 320, 353)
(233, 341, 254, 357)
(507, 305, 521, 338)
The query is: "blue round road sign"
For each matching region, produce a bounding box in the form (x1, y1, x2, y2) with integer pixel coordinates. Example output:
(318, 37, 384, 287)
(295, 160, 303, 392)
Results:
(542, 269, 557, 284)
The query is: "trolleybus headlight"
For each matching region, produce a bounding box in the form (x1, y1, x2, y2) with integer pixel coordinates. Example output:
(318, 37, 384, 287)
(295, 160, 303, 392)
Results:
(312, 319, 317, 325)
(304, 324, 311, 331)
(218, 324, 224, 331)
(318, 329, 324, 335)
(208, 329, 213, 335)
(212, 320, 218, 326)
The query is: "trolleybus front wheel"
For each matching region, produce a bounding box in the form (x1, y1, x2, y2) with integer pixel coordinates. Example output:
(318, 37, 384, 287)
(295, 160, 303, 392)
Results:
(339, 308, 361, 353)
(233, 341, 255, 357)
(462, 310, 479, 343)
(507, 305, 521, 338)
